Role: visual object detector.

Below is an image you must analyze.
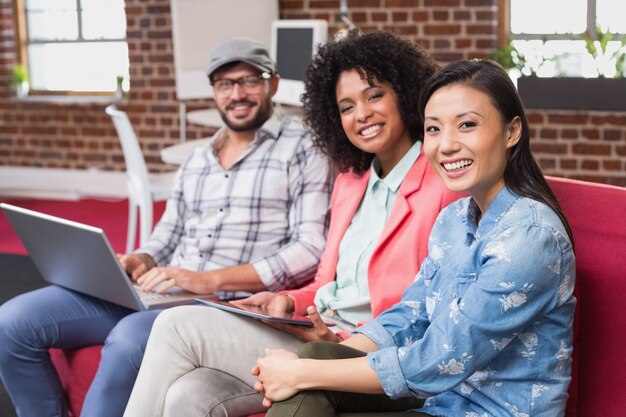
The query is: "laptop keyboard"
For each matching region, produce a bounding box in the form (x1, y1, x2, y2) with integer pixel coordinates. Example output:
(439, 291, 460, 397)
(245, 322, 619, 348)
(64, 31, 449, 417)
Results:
(133, 285, 171, 301)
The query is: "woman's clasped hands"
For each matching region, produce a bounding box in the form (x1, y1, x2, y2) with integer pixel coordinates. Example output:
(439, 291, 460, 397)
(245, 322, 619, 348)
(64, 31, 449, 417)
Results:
(252, 348, 303, 408)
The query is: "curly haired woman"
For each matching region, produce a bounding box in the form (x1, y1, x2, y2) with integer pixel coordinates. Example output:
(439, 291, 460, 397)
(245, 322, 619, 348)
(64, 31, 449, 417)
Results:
(124, 30, 462, 417)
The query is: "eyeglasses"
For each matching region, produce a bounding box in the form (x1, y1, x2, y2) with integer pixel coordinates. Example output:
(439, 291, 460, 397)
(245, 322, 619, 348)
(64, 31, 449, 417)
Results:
(211, 72, 271, 96)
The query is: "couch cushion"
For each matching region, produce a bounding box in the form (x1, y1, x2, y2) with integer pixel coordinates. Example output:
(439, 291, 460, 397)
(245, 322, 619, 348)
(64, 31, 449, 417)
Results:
(548, 177, 626, 417)
(49, 178, 626, 417)
(50, 346, 103, 417)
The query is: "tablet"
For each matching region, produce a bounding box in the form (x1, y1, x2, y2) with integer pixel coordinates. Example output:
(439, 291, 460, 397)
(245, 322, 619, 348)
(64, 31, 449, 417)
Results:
(194, 298, 314, 327)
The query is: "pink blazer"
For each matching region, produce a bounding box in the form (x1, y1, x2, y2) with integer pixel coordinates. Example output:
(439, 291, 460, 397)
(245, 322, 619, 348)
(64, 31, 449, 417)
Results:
(286, 153, 463, 324)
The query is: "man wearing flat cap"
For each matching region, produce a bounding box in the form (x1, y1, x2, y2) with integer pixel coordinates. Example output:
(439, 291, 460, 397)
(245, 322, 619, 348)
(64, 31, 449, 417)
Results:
(0, 38, 333, 417)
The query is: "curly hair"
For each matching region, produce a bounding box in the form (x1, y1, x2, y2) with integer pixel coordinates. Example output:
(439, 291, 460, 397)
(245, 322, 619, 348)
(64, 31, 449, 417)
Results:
(302, 30, 438, 174)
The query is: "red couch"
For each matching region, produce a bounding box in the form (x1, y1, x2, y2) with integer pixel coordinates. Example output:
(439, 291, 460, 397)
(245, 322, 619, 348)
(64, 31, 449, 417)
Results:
(50, 176, 626, 417)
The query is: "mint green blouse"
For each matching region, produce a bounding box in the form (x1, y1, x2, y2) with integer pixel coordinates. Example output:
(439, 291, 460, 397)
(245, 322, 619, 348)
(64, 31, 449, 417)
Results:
(314, 141, 422, 326)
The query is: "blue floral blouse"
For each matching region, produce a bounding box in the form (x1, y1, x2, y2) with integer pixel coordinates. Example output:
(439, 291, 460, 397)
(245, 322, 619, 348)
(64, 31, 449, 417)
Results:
(356, 187, 576, 417)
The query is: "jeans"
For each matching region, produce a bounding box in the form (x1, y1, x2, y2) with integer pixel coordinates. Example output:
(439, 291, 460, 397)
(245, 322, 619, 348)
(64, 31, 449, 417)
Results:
(266, 342, 426, 417)
(0, 285, 162, 417)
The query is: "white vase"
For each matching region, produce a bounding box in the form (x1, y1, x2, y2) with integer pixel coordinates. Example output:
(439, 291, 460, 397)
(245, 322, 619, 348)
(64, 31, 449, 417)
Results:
(14, 81, 29, 98)
(115, 86, 124, 101)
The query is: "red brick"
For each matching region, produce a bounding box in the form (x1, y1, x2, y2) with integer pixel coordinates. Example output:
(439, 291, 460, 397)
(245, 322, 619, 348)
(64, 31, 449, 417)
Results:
(581, 159, 600, 170)
(372, 12, 388, 22)
(526, 113, 544, 124)
(539, 128, 558, 140)
(386, 25, 418, 35)
(590, 114, 626, 126)
(351, 12, 368, 22)
(476, 39, 496, 49)
(467, 24, 494, 35)
(313, 12, 332, 20)
(454, 38, 472, 48)
(465, 0, 493, 5)
(476, 10, 496, 21)
(560, 159, 578, 170)
(454, 11, 471, 20)
(432, 51, 464, 63)
(310, 0, 340, 8)
(603, 160, 623, 171)
(572, 144, 611, 156)
(387, 0, 422, 6)
(433, 10, 448, 20)
(531, 143, 567, 154)
(347, 0, 382, 7)
(548, 114, 589, 124)
(561, 129, 579, 140)
(424, 24, 461, 35)
(82, 128, 106, 136)
(146, 5, 170, 13)
(412, 11, 428, 21)
(392, 11, 409, 22)
(581, 129, 600, 140)
(84, 154, 107, 162)
(279, 0, 305, 9)
(603, 129, 623, 141)
(424, 0, 459, 6)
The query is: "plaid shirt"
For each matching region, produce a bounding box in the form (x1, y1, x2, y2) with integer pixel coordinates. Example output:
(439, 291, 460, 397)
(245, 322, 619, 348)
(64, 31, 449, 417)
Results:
(140, 112, 334, 294)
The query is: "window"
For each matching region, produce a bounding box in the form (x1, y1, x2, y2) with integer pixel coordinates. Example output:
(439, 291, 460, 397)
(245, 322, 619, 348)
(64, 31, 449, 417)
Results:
(505, 0, 626, 77)
(15, 0, 129, 94)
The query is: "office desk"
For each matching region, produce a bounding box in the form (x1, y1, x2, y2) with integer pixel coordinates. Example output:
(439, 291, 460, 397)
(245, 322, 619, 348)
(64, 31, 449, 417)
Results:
(160, 138, 212, 165)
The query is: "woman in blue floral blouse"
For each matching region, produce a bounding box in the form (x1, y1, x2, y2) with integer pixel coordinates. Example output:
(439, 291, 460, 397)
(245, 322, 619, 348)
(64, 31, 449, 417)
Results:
(252, 59, 576, 417)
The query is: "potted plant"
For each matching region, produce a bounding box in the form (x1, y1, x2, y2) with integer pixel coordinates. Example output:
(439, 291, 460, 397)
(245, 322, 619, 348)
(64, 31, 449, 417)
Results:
(10, 63, 29, 98)
(115, 75, 125, 100)
(583, 24, 626, 78)
(510, 27, 626, 112)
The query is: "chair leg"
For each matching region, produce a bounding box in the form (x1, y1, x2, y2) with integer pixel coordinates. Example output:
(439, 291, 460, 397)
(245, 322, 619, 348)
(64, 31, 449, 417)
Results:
(126, 201, 138, 253)
(138, 200, 154, 248)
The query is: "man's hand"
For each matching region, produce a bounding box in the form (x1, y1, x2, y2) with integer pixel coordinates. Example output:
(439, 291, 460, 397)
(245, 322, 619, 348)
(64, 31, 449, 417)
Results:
(137, 267, 215, 294)
(233, 291, 294, 313)
(117, 253, 155, 281)
(263, 306, 342, 343)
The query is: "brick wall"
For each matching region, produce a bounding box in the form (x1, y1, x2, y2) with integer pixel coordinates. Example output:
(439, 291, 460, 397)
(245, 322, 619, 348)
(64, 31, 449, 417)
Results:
(0, 0, 624, 186)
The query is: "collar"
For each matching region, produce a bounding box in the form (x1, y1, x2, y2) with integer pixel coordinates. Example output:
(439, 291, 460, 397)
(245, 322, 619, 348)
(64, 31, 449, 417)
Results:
(463, 186, 521, 237)
(370, 141, 422, 193)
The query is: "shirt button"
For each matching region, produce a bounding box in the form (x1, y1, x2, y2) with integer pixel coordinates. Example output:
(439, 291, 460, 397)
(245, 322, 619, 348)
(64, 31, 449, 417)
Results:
(224, 173, 229, 178)
(208, 234, 213, 238)
(219, 208, 224, 212)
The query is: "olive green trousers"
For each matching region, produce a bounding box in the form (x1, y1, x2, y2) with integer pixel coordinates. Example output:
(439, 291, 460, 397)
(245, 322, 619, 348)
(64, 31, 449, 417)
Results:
(265, 342, 430, 417)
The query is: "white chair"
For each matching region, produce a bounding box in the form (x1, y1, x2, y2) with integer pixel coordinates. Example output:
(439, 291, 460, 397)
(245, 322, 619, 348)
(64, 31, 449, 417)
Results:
(105, 104, 176, 253)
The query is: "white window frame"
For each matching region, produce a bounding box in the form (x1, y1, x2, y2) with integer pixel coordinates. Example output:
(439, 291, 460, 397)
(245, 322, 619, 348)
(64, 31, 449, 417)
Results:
(500, 0, 626, 78)
(13, 0, 129, 96)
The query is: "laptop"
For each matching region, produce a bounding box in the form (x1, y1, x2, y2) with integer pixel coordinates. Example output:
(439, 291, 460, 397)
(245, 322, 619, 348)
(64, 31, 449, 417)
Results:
(1, 203, 216, 311)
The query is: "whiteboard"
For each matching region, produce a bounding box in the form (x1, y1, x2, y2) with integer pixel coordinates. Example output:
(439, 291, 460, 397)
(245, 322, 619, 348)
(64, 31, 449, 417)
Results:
(170, 0, 279, 100)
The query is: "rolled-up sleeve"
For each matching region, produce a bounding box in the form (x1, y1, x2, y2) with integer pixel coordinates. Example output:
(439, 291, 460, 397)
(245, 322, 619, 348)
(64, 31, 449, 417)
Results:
(360, 222, 572, 398)
(137, 166, 185, 265)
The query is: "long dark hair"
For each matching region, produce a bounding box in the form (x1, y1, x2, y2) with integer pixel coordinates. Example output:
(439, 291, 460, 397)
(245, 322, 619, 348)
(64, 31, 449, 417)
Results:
(418, 59, 574, 245)
(302, 30, 438, 174)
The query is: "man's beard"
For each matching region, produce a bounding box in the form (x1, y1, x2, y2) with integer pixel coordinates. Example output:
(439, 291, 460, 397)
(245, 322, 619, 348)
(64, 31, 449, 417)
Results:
(218, 97, 273, 132)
